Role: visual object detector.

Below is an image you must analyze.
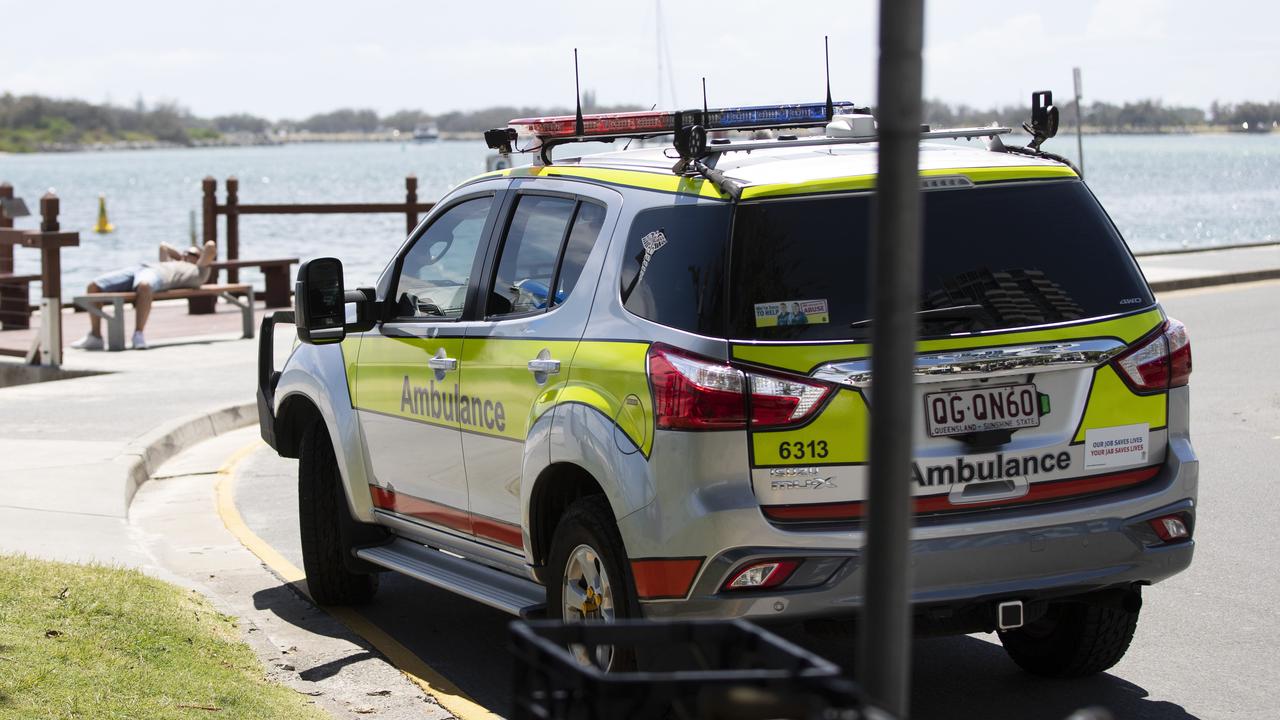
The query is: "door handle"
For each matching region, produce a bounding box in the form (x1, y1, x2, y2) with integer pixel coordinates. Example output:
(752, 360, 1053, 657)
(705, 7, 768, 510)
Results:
(527, 358, 561, 375)
(427, 348, 458, 372)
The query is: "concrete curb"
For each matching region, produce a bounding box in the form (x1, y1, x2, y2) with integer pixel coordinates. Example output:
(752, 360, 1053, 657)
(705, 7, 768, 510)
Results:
(1149, 268, 1280, 293)
(118, 401, 256, 510)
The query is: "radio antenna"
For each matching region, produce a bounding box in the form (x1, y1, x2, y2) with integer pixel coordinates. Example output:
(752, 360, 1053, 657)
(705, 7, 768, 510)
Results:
(824, 35, 834, 120)
(574, 48, 584, 137)
(702, 77, 709, 115)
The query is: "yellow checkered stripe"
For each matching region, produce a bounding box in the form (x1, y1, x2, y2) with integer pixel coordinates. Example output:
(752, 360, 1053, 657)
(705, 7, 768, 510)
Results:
(470, 164, 1076, 202)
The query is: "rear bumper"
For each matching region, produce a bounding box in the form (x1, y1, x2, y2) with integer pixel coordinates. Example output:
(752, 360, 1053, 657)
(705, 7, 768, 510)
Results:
(632, 387, 1199, 623)
(641, 498, 1194, 622)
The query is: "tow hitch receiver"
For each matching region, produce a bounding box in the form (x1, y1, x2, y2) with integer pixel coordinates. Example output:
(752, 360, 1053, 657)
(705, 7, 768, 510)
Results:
(997, 600, 1024, 630)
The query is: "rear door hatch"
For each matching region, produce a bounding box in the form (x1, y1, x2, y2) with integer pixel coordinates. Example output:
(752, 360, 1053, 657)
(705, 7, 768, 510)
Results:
(727, 178, 1174, 522)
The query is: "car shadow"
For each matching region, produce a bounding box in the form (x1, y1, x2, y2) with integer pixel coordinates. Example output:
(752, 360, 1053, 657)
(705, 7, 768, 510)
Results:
(249, 581, 396, 685)
(791, 630, 1198, 720)
(251, 574, 517, 714)
(250, 578, 1196, 720)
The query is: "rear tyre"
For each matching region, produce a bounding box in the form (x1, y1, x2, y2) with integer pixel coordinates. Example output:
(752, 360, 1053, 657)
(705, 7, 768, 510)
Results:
(998, 601, 1139, 677)
(546, 496, 640, 671)
(298, 423, 381, 605)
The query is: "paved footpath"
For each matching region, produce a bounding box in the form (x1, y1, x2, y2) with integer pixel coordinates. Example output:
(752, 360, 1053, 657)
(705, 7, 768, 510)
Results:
(1138, 241, 1280, 291)
(0, 321, 290, 563)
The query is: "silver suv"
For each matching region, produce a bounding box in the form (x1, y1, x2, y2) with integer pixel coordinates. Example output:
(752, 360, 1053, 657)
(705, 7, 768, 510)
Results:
(258, 105, 1196, 677)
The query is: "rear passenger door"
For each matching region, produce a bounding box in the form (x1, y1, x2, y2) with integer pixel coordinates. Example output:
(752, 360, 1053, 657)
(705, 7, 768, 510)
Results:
(459, 184, 616, 552)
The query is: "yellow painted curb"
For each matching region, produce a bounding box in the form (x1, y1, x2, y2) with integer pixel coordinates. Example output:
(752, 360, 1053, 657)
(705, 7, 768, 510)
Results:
(216, 440, 500, 720)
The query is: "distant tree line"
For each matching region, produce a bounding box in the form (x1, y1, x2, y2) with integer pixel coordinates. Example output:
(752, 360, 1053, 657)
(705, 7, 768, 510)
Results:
(923, 98, 1280, 132)
(3, 90, 1279, 152)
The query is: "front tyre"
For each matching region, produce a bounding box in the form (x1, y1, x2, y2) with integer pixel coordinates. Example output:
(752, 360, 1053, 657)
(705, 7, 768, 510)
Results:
(546, 496, 640, 671)
(998, 601, 1140, 678)
(298, 423, 381, 605)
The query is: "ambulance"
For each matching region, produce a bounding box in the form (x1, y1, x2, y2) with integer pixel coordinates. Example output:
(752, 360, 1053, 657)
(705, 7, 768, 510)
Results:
(259, 96, 1196, 676)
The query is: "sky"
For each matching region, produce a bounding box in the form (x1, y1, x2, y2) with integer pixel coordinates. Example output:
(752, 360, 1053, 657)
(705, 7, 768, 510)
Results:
(0, 0, 1274, 120)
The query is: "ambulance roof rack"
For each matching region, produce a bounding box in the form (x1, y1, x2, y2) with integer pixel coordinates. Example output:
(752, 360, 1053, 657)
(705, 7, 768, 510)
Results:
(697, 124, 1014, 156)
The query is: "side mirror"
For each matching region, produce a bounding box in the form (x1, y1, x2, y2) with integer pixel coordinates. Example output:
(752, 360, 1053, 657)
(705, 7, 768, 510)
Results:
(295, 258, 348, 345)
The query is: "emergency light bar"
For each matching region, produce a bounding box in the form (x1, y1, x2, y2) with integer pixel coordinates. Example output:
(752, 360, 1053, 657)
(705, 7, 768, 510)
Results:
(504, 101, 865, 143)
(703, 101, 861, 130)
(508, 111, 676, 140)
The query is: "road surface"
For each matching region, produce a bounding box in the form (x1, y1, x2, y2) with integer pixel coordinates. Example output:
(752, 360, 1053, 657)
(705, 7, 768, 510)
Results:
(233, 280, 1280, 719)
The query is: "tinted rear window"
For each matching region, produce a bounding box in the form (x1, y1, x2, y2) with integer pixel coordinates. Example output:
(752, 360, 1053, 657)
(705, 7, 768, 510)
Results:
(620, 204, 733, 336)
(729, 181, 1153, 341)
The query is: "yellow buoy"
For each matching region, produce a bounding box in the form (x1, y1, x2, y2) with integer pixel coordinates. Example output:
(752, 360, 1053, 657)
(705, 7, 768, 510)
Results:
(94, 194, 115, 234)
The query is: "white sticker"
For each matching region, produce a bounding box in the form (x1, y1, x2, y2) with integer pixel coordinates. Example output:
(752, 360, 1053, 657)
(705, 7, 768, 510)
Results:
(636, 230, 668, 285)
(1084, 423, 1149, 469)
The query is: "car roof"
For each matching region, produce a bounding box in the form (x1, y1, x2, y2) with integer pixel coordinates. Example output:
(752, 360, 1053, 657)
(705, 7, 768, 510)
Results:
(475, 138, 1077, 202)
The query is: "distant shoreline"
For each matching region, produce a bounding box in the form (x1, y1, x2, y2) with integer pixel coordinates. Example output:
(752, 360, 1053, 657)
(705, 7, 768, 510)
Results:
(2, 125, 1273, 155)
(0, 130, 487, 154)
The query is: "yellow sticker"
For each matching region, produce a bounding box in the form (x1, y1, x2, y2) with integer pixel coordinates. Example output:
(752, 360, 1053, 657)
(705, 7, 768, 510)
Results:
(754, 299, 830, 328)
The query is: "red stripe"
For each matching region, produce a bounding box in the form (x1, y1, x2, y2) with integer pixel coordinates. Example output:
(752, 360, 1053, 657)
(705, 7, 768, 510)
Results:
(368, 485, 523, 550)
(473, 515, 526, 549)
(630, 558, 704, 599)
(761, 465, 1163, 522)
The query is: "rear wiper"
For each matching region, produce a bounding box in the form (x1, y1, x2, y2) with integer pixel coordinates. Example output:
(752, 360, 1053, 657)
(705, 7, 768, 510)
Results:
(849, 304, 991, 328)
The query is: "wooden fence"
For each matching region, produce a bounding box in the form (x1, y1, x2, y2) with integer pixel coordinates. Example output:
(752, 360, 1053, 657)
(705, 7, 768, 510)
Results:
(200, 175, 435, 283)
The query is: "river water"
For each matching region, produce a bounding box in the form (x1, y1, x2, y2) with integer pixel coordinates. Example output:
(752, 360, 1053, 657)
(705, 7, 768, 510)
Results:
(1, 134, 1277, 296)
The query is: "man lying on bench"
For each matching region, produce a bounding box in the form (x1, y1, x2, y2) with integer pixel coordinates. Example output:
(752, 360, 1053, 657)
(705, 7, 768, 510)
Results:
(71, 241, 217, 350)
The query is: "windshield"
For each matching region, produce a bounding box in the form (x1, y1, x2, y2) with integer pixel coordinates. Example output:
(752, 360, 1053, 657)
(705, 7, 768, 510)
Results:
(728, 181, 1154, 341)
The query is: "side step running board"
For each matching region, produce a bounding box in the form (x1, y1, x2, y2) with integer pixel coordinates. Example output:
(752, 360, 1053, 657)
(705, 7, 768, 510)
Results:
(356, 538, 546, 618)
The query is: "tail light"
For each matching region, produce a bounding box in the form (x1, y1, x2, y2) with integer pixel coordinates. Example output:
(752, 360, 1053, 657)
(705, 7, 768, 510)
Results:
(648, 344, 833, 430)
(722, 559, 800, 591)
(748, 372, 832, 427)
(649, 345, 747, 429)
(1112, 319, 1192, 394)
(1150, 514, 1191, 543)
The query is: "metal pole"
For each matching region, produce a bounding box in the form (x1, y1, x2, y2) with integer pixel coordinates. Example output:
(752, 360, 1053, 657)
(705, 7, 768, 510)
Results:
(859, 0, 925, 717)
(1073, 67, 1086, 179)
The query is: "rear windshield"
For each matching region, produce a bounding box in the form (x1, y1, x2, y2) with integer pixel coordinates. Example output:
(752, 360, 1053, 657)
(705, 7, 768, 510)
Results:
(728, 181, 1154, 341)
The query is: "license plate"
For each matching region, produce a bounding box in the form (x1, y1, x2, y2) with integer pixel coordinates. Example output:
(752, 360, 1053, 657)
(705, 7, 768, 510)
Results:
(925, 383, 1041, 438)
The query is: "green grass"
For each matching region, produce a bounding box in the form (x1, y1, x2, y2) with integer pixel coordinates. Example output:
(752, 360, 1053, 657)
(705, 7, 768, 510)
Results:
(0, 554, 329, 720)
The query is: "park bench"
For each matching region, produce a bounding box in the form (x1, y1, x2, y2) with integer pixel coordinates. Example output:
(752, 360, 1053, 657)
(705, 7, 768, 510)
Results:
(0, 273, 39, 329)
(73, 283, 254, 351)
(188, 257, 297, 314)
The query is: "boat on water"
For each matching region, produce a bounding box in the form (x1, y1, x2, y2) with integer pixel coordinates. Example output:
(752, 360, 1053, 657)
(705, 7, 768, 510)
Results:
(412, 123, 440, 141)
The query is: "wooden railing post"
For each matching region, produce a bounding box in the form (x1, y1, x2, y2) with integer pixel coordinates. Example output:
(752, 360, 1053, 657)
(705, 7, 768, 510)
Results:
(38, 193, 61, 297)
(201, 176, 217, 246)
(32, 192, 77, 366)
(192, 177, 220, 315)
(225, 176, 240, 283)
(405, 175, 419, 236)
(0, 182, 22, 330)
(0, 182, 13, 275)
